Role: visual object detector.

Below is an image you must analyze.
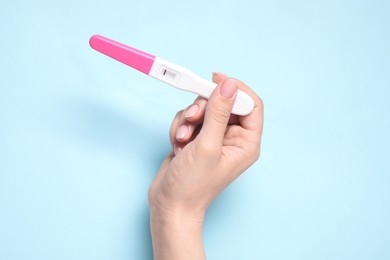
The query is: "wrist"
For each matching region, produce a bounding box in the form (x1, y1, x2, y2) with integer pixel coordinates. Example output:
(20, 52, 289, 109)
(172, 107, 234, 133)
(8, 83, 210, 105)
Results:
(149, 205, 206, 260)
(150, 203, 205, 229)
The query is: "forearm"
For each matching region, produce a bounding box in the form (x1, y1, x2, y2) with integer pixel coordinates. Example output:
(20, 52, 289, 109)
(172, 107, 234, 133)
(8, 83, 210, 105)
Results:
(150, 206, 206, 260)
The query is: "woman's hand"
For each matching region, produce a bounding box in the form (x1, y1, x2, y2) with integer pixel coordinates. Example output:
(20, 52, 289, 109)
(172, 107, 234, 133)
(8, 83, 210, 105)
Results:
(148, 72, 264, 260)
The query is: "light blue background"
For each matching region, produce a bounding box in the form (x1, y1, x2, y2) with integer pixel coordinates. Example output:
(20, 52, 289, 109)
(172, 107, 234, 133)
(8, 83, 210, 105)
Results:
(1, 0, 389, 259)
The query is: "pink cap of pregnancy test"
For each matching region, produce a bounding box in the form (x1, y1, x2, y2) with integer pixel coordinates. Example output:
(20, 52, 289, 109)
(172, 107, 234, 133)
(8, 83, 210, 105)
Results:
(89, 35, 155, 74)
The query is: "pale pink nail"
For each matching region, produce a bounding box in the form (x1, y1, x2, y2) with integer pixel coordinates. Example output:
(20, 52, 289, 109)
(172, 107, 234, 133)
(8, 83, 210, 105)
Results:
(185, 104, 199, 118)
(212, 72, 223, 78)
(220, 79, 238, 98)
(176, 125, 189, 140)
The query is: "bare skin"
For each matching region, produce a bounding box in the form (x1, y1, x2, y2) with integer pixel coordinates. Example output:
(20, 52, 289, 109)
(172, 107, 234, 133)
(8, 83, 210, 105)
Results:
(148, 72, 264, 259)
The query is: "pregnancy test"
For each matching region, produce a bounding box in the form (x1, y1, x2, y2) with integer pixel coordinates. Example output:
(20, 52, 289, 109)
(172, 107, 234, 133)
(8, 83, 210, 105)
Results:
(89, 35, 254, 116)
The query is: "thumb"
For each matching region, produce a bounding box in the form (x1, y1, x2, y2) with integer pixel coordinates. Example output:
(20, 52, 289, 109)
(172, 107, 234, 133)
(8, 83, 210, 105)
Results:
(199, 78, 238, 146)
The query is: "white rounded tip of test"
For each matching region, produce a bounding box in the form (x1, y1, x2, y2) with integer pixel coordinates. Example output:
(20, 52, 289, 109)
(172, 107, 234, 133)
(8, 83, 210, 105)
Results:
(232, 90, 255, 116)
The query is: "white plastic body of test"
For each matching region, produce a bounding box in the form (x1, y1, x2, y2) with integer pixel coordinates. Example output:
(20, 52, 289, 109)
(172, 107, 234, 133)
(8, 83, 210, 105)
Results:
(149, 57, 254, 116)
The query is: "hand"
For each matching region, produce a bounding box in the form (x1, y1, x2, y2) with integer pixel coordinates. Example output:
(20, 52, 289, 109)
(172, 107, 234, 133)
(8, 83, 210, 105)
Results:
(148, 72, 264, 259)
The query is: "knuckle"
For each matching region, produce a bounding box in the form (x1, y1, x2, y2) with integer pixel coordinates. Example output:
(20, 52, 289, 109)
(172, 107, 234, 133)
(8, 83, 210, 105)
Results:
(174, 110, 184, 120)
(257, 96, 264, 111)
(250, 141, 261, 161)
(195, 140, 219, 157)
(253, 147, 261, 161)
(209, 102, 231, 125)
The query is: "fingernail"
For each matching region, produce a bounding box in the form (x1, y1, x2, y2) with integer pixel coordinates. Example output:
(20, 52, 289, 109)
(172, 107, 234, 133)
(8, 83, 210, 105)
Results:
(220, 79, 238, 98)
(176, 125, 189, 140)
(185, 104, 199, 118)
(213, 72, 225, 77)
